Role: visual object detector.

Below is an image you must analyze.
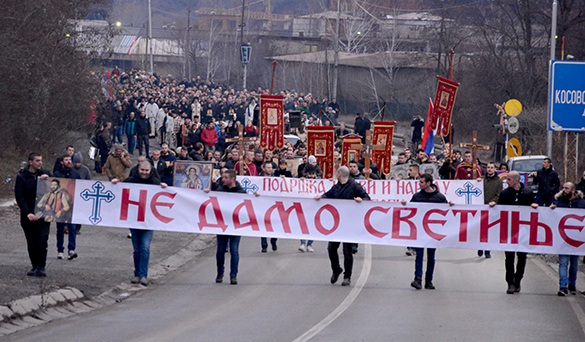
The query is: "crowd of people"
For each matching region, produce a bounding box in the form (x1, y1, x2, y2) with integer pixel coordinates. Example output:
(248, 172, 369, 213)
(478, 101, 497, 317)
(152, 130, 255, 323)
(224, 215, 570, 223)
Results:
(14, 67, 585, 296)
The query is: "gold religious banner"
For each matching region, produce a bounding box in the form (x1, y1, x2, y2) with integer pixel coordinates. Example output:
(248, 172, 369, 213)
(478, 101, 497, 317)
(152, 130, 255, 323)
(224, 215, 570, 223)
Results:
(259, 95, 284, 151)
(371, 121, 395, 176)
(307, 126, 335, 178)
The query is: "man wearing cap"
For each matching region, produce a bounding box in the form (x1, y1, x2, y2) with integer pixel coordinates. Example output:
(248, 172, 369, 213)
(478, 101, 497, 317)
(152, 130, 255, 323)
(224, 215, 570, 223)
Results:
(314, 166, 370, 286)
(299, 155, 323, 178)
(72, 152, 91, 180)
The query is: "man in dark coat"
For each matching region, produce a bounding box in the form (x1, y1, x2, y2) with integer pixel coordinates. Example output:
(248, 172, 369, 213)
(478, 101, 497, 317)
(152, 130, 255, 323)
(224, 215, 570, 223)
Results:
(15, 153, 51, 277)
(533, 158, 560, 206)
(491, 171, 538, 294)
(401, 173, 453, 290)
(135, 110, 151, 157)
(205, 169, 246, 285)
(315, 166, 370, 287)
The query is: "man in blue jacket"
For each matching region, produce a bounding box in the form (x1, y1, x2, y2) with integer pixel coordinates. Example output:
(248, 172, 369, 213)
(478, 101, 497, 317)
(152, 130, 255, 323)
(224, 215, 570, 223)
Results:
(550, 182, 585, 296)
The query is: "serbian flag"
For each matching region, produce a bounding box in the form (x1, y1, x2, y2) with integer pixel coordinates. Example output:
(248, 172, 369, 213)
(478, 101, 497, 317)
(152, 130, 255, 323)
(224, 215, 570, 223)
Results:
(421, 98, 434, 155)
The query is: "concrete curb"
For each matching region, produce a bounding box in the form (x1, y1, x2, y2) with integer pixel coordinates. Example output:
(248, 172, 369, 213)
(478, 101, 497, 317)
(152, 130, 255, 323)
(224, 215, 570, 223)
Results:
(0, 233, 215, 337)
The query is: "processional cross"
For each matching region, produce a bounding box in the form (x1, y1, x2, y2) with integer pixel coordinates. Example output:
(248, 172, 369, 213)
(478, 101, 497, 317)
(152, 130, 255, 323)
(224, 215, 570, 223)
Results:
(349, 130, 385, 179)
(459, 131, 490, 179)
(225, 124, 258, 175)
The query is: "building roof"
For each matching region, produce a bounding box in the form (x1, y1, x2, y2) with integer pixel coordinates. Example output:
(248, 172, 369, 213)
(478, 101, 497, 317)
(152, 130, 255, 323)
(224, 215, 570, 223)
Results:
(298, 11, 363, 21)
(268, 50, 438, 69)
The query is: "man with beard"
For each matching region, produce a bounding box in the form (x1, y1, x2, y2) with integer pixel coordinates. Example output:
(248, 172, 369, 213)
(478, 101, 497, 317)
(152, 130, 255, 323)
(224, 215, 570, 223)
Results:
(15, 153, 51, 277)
(477, 162, 502, 258)
(550, 182, 585, 296)
(52, 155, 81, 260)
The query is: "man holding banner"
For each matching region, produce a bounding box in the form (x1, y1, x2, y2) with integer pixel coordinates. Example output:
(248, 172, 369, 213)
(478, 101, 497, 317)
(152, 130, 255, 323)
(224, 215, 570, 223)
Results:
(207, 169, 246, 285)
(492, 171, 538, 294)
(112, 161, 168, 286)
(315, 166, 370, 287)
(402, 174, 453, 290)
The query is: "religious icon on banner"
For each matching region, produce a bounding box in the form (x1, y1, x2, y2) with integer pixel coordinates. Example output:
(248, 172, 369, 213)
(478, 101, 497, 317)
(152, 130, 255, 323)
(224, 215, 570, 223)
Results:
(390, 164, 409, 180)
(286, 158, 302, 177)
(267, 108, 278, 125)
(376, 134, 387, 146)
(439, 92, 449, 109)
(173, 161, 213, 190)
(35, 178, 76, 223)
(315, 140, 326, 156)
(419, 163, 439, 179)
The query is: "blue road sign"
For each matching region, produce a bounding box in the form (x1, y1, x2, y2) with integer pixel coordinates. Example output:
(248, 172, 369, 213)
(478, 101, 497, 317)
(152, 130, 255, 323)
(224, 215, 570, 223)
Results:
(548, 60, 585, 132)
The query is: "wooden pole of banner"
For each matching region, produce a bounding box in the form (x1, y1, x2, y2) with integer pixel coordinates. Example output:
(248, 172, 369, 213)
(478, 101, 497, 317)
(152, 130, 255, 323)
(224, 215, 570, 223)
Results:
(225, 124, 257, 175)
(270, 61, 277, 95)
(447, 50, 455, 179)
(459, 131, 490, 179)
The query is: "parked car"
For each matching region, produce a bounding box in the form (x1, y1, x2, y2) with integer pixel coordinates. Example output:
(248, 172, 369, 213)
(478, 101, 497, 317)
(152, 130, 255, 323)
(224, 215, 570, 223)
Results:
(507, 155, 548, 194)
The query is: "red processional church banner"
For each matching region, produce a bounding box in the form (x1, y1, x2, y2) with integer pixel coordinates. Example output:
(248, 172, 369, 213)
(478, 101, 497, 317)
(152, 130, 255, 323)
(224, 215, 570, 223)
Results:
(259, 94, 284, 151)
(431, 76, 460, 137)
(307, 126, 335, 179)
(341, 136, 362, 167)
(372, 121, 395, 175)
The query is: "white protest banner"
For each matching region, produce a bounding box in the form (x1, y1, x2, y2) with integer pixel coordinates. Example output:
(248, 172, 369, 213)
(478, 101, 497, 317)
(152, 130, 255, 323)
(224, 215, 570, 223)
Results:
(66, 180, 585, 255)
(236, 176, 485, 204)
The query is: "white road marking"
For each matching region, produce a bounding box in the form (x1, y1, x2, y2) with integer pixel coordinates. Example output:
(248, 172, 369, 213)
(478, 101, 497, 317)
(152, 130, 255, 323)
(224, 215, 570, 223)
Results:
(533, 257, 585, 337)
(292, 244, 372, 342)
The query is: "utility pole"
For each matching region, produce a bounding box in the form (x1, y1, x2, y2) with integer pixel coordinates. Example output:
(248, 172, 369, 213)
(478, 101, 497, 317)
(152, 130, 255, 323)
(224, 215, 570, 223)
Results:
(148, 0, 154, 74)
(184, 6, 191, 78)
(331, 0, 341, 100)
(546, 0, 558, 158)
(240, 0, 247, 90)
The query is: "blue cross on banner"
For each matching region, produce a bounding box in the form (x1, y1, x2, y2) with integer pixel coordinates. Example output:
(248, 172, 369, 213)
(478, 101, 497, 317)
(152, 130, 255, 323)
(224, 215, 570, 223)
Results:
(239, 178, 259, 194)
(455, 181, 482, 204)
(80, 181, 115, 224)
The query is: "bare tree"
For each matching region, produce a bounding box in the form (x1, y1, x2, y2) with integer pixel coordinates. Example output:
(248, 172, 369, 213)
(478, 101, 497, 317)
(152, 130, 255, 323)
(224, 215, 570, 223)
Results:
(0, 0, 113, 159)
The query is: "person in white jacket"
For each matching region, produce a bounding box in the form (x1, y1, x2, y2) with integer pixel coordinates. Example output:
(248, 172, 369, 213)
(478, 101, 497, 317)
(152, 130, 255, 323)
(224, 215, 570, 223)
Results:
(144, 98, 159, 137)
(245, 98, 256, 126)
(156, 106, 167, 144)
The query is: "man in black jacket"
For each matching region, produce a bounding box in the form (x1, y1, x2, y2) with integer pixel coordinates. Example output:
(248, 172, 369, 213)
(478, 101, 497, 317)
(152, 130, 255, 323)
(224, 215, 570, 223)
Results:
(205, 169, 246, 285)
(491, 171, 538, 294)
(15, 153, 51, 277)
(315, 166, 370, 286)
(401, 173, 453, 290)
(135, 110, 151, 157)
(532, 158, 560, 206)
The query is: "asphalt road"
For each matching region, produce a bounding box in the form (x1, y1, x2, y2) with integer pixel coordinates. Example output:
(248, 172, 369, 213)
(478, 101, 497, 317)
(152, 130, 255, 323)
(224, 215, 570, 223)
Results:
(7, 238, 585, 342)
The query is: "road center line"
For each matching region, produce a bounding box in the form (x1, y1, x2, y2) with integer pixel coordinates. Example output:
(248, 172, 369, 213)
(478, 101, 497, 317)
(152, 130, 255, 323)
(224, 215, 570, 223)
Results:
(533, 257, 585, 337)
(292, 244, 372, 342)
